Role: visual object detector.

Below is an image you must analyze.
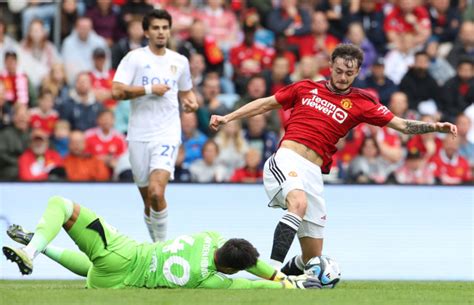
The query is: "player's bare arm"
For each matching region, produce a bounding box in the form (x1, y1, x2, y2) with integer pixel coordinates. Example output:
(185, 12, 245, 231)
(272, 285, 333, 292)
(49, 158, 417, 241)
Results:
(112, 81, 170, 100)
(387, 116, 457, 136)
(209, 95, 281, 131)
(178, 90, 198, 113)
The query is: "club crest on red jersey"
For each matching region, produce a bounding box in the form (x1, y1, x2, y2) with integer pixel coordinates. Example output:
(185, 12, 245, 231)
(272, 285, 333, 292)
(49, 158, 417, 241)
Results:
(340, 98, 352, 110)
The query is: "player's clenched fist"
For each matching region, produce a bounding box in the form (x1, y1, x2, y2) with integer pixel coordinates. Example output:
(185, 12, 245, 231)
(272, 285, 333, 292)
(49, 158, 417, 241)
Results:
(152, 84, 170, 96)
(435, 122, 457, 137)
(209, 115, 228, 131)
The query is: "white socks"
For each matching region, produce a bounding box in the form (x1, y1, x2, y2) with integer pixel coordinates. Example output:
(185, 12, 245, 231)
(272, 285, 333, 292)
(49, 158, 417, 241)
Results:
(144, 214, 155, 242)
(270, 259, 283, 270)
(23, 245, 39, 260)
(150, 207, 168, 242)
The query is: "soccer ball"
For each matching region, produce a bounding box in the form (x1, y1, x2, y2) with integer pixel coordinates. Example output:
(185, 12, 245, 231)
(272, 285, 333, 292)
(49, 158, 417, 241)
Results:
(304, 256, 341, 288)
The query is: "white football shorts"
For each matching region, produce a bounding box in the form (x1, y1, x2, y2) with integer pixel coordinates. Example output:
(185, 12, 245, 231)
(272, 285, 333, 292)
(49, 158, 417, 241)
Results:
(263, 147, 327, 238)
(128, 140, 180, 187)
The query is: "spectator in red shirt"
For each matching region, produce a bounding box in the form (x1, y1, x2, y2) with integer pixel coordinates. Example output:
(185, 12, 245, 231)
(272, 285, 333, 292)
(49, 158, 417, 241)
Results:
(230, 22, 274, 95)
(89, 47, 116, 109)
(85, 109, 126, 171)
(0, 50, 32, 106)
(393, 148, 435, 184)
(64, 130, 110, 181)
(301, 11, 340, 77)
(29, 90, 58, 136)
(230, 148, 263, 183)
(429, 135, 472, 184)
(18, 128, 63, 181)
(384, 0, 432, 49)
(198, 0, 240, 51)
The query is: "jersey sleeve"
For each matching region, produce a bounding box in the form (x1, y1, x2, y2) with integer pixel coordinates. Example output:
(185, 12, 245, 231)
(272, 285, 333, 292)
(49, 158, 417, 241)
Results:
(360, 102, 395, 127)
(198, 273, 284, 289)
(113, 52, 135, 85)
(178, 57, 193, 92)
(274, 82, 300, 110)
(246, 259, 282, 281)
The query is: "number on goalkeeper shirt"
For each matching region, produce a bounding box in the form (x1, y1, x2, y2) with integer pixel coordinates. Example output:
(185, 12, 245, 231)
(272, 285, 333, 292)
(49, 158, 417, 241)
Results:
(163, 235, 195, 253)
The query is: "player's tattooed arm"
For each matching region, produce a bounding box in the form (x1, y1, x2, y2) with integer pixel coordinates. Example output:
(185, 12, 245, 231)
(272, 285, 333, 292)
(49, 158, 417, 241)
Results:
(403, 120, 436, 134)
(387, 116, 458, 136)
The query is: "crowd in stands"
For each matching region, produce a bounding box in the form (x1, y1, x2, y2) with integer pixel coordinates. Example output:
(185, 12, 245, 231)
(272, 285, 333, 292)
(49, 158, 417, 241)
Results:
(0, 0, 472, 185)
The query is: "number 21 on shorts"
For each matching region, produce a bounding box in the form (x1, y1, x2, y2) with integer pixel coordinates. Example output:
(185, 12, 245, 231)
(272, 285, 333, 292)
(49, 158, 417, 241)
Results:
(160, 144, 176, 158)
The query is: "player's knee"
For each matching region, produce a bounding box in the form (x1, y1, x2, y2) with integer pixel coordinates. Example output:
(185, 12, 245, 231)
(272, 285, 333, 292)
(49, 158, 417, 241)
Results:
(286, 197, 307, 217)
(148, 185, 165, 202)
(47, 195, 66, 208)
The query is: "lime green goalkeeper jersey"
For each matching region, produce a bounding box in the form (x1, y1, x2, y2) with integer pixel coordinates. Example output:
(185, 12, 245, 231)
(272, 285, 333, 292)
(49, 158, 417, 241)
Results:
(123, 231, 283, 289)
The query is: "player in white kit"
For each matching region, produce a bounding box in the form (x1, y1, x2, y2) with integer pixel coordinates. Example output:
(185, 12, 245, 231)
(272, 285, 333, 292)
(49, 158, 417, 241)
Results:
(112, 10, 198, 242)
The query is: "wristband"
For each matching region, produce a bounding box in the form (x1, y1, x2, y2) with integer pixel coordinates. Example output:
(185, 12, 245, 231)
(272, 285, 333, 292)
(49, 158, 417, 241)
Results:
(144, 84, 152, 95)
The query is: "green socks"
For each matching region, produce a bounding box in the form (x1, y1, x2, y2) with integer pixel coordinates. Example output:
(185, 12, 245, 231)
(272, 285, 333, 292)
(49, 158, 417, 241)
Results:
(44, 246, 91, 277)
(24, 196, 74, 258)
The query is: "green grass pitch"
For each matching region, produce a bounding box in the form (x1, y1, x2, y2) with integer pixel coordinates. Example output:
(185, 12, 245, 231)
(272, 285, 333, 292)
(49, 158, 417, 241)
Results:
(0, 280, 472, 305)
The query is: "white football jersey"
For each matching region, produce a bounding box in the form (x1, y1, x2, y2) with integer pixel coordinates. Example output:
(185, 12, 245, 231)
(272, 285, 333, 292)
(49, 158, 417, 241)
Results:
(113, 46, 193, 141)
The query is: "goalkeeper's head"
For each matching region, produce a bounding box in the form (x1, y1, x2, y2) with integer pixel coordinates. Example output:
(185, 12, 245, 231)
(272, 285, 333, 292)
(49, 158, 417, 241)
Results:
(214, 238, 259, 274)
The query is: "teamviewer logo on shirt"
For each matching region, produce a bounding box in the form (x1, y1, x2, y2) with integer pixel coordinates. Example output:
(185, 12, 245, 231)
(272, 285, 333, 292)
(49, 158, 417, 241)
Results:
(302, 92, 348, 124)
(332, 108, 348, 123)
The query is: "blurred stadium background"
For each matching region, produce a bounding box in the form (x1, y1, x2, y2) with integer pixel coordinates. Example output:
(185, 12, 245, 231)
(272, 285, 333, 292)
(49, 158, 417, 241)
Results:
(0, 0, 473, 288)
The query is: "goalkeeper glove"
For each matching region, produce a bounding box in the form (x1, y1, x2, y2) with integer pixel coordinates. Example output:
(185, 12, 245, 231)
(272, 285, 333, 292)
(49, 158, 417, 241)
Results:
(283, 275, 322, 289)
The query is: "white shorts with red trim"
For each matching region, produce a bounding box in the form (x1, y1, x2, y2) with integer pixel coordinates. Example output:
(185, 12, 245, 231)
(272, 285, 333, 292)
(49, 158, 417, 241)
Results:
(263, 148, 327, 238)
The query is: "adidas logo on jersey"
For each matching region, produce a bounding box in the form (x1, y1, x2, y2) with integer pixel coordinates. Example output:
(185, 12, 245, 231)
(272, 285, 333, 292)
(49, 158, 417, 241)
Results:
(144, 64, 151, 69)
(310, 88, 318, 95)
(302, 94, 348, 124)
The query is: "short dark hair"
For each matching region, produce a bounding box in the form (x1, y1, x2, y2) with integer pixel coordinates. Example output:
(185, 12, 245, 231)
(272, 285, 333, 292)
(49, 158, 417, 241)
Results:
(4, 50, 17, 61)
(142, 9, 172, 31)
(215, 239, 259, 270)
(414, 50, 429, 58)
(331, 43, 364, 68)
(457, 56, 474, 68)
(97, 108, 114, 118)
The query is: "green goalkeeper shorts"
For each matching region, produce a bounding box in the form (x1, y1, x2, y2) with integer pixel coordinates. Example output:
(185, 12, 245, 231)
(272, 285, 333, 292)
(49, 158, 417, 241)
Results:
(67, 204, 139, 288)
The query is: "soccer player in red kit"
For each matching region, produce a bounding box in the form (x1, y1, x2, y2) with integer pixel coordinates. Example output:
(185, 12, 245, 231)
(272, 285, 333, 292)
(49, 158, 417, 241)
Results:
(209, 44, 457, 275)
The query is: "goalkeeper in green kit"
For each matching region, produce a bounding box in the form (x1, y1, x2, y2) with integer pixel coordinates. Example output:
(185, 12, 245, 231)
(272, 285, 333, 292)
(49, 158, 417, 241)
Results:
(3, 196, 321, 289)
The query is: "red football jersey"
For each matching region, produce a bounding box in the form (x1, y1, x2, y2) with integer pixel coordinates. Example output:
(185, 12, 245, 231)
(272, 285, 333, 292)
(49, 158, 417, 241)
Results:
(85, 128, 127, 159)
(29, 108, 59, 136)
(429, 150, 472, 185)
(89, 70, 116, 109)
(275, 80, 394, 173)
(229, 43, 274, 77)
(384, 6, 431, 34)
